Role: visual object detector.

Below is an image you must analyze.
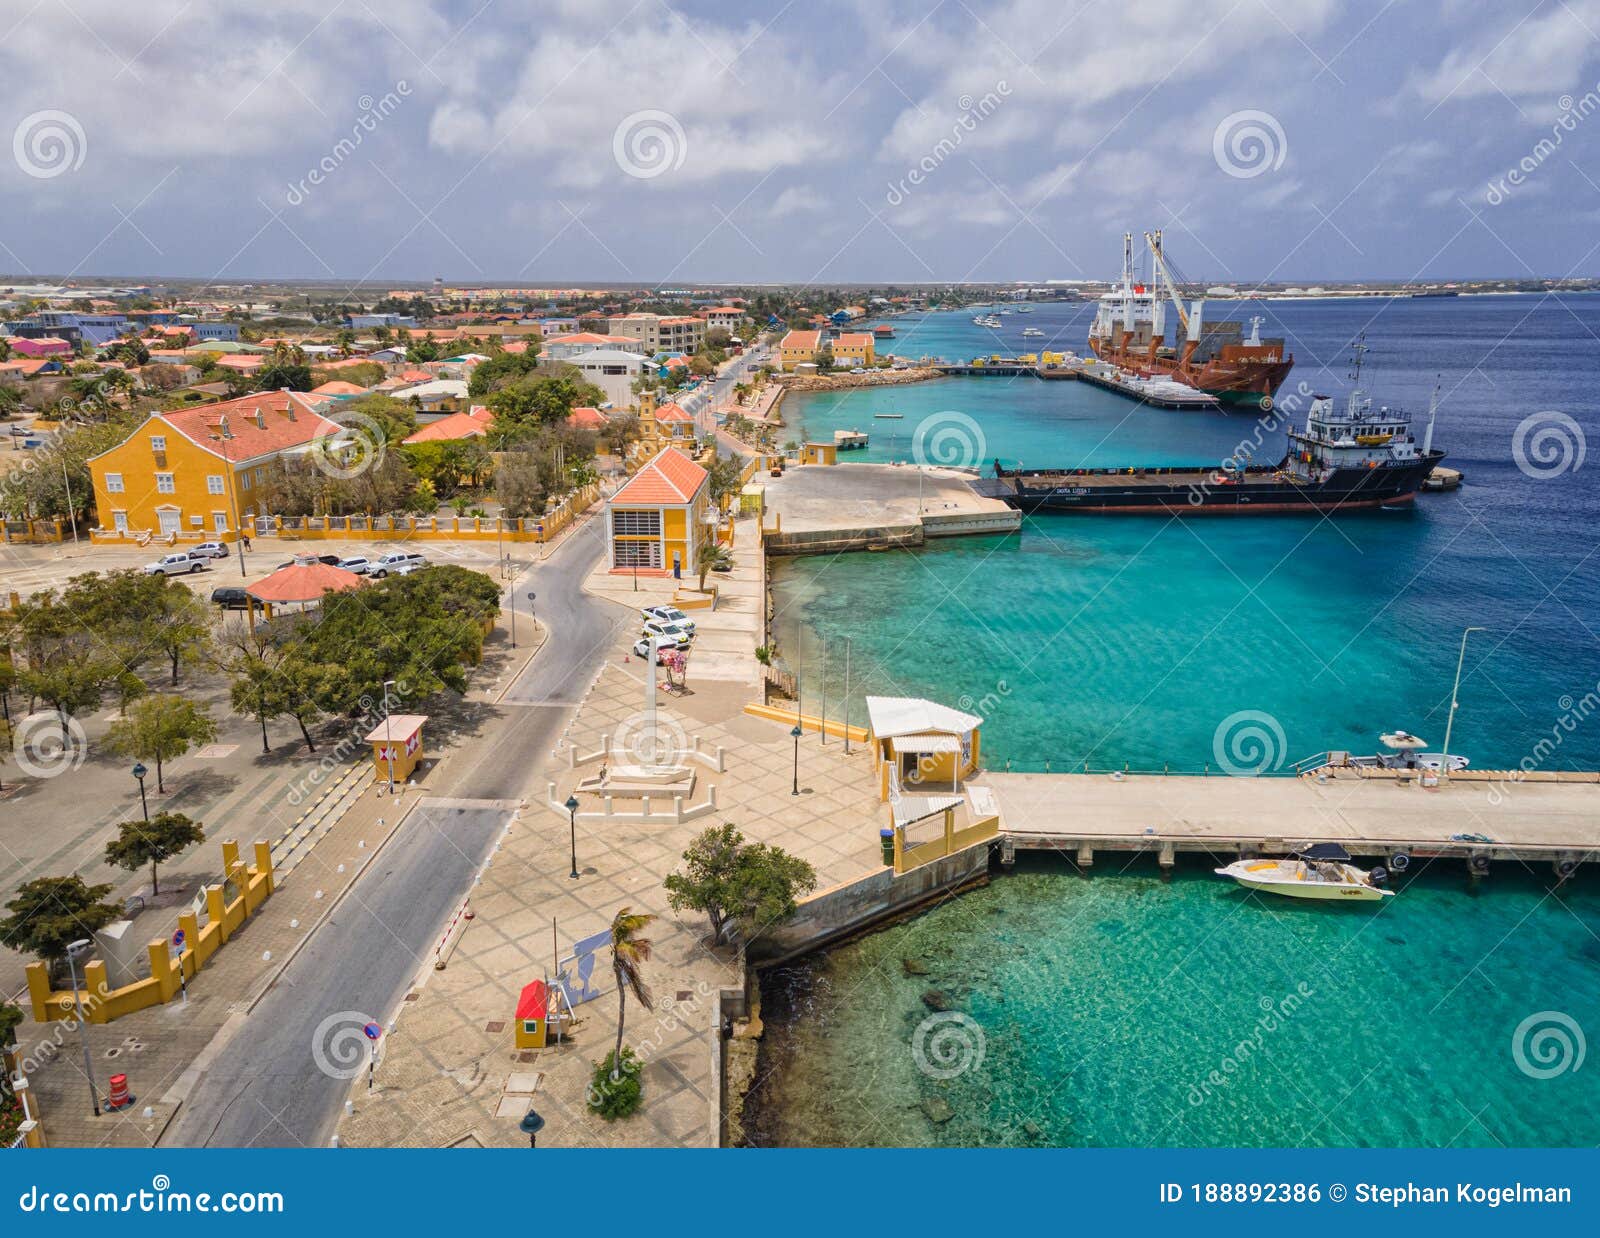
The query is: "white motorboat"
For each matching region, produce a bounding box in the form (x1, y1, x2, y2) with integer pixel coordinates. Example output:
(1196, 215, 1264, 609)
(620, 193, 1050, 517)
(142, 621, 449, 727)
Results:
(1214, 844, 1394, 902)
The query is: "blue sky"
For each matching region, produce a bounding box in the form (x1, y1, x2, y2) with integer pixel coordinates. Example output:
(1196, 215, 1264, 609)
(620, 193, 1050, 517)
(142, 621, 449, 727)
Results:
(2, 0, 1599, 286)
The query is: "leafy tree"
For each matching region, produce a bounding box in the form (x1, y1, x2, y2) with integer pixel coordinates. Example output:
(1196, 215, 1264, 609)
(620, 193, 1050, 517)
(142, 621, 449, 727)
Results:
(695, 539, 733, 591)
(609, 907, 655, 1081)
(253, 361, 314, 391)
(103, 811, 205, 895)
(105, 694, 218, 792)
(664, 823, 817, 945)
(706, 451, 745, 507)
(466, 350, 542, 398)
(8, 592, 115, 742)
(486, 374, 592, 436)
(494, 451, 550, 519)
(0, 1000, 22, 1052)
(63, 570, 211, 684)
(1, 875, 120, 967)
(587, 1048, 643, 1120)
(217, 622, 288, 753)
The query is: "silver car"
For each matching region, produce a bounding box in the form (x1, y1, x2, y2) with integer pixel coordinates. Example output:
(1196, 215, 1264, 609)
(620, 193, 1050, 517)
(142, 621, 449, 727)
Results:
(144, 552, 207, 576)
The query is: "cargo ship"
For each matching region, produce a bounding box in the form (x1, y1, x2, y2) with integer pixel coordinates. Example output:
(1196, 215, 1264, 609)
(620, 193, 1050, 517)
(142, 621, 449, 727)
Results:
(974, 361, 1444, 516)
(1086, 230, 1293, 408)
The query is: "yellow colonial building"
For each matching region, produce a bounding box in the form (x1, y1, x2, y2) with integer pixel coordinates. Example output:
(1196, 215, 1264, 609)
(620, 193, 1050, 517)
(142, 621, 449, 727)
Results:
(831, 332, 876, 367)
(87, 391, 339, 541)
(606, 446, 711, 578)
(778, 329, 822, 372)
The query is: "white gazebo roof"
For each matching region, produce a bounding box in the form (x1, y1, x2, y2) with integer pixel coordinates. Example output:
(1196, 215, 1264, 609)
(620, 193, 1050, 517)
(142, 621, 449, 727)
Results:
(891, 794, 965, 830)
(865, 696, 982, 740)
(889, 732, 962, 755)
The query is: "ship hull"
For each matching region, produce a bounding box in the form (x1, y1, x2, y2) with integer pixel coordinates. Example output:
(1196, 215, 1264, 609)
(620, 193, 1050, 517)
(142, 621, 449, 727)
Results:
(978, 454, 1444, 516)
(1087, 338, 1293, 408)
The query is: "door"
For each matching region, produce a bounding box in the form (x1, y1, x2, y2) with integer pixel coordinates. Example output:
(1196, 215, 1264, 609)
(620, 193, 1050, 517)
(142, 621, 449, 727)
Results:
(157, 509, 181, 535)
(112, 511, 129, 533)
(213, 512, 228, 532)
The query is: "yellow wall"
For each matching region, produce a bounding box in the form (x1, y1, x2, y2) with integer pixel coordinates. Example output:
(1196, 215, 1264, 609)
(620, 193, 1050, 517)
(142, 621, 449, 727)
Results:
(89, 415, 262, 541)
(832, 339, 876, 367)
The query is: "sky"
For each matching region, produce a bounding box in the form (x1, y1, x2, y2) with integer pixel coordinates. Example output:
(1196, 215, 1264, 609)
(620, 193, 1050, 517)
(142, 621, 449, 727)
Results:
(3, 0, 1600, 288)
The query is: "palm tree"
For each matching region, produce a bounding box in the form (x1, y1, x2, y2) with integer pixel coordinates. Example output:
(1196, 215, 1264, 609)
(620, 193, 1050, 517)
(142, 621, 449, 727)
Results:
(609, 907, 655, 1079)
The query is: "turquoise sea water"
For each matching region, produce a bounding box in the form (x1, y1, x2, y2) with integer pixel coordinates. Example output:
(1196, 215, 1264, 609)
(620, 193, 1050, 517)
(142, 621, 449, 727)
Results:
(743, 856, 1600, 1147)
(771, 296, 1600, 772)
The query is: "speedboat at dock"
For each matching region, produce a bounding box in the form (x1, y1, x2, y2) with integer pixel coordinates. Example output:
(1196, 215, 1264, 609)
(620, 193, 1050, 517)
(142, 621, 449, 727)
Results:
(1214, 844, 1394, 901)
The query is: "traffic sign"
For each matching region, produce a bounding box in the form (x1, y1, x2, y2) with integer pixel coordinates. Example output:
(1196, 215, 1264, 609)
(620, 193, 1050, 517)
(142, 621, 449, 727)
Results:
(363, 1023, 382, 1041)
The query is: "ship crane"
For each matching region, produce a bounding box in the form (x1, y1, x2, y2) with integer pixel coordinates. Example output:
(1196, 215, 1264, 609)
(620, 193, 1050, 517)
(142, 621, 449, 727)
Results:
(1144, 230, 1204, 372)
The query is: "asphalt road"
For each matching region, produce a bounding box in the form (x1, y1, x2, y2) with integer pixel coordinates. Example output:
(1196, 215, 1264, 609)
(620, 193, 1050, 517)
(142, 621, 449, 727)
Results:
(167, 509, 626, 1146)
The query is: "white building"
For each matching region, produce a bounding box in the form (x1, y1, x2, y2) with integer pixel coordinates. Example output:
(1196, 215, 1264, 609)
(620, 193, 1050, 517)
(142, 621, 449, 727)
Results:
(567, 349, 648, 409)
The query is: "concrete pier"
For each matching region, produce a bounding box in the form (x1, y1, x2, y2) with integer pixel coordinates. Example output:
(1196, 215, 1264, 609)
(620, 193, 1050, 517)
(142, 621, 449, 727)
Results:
(985, 769, 1600, 875)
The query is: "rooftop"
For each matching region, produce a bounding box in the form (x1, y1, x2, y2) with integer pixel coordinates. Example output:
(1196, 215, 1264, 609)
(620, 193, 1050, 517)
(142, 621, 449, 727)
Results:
(610, 446, 708, 505)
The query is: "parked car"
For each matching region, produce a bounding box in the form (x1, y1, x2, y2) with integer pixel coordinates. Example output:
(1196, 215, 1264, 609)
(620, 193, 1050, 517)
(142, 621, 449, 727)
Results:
(337, 556, 372, 575)
(209, 586, 252, 610)
(390, 560, 430, 576)
(641, 604, 696, 632)
(275, 554, 343, 569)
(192, 541, 230, 559)
(144, 552, 207, 576)
(633, 636, 688, 663)
(641, 618, 695, 644)
(370, 551, 427, 578)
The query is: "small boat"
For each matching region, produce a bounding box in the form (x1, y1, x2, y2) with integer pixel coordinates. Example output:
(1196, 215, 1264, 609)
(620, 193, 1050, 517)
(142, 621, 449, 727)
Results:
(834, 428, 869, 450)
(1022, 327, 1045, 338)
(873, 412, 904, 419)
(1214, 843, 1394, 901)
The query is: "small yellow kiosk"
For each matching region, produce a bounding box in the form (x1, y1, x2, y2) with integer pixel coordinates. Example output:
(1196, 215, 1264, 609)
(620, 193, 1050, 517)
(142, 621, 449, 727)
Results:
(364, 714, 428, 785)
(515, 979, 549, 1049)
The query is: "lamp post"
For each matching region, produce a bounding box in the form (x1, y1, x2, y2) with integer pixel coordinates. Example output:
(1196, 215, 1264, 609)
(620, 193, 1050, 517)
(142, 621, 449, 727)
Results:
(382, 679, 396, 795)
(66, 938, 99, 1116)
(508, 585, 517, 649)
(131, 762, 149, 821)
(527, 591, 537, 636)
(1439, 626, 1485, 778)
(564, 795, 579, 880)
(790, 724, 802, 795)
(519, 1107, 546, 1148)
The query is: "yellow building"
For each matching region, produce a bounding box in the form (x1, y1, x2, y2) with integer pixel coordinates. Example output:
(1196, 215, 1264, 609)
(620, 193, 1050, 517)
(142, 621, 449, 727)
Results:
(778, 329, 823, 372)
(831, 332, 876, 367)
(864, 695, 983, 801)
(86, 391, 340, 541)
(635, 390, 699, 455)
(606, 446, 711, 579)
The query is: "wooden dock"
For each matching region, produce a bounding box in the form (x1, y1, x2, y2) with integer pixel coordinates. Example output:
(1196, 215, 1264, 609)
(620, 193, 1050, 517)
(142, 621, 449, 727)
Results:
(983, 768, 1599, 878)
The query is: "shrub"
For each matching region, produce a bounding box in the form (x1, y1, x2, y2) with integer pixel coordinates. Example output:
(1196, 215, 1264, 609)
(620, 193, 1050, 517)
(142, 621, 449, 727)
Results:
(586, 1048, 643, 1120)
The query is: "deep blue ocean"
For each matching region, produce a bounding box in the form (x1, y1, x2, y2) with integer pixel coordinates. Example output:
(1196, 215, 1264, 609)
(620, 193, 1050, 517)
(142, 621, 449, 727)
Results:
(773, 295, 1600, 773)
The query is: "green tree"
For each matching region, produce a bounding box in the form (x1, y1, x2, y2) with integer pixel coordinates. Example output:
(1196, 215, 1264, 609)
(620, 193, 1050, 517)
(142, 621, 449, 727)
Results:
(1, 875, 120, 967)
(664, 823, 817, 946)
(466, 350, 542, 398)
(254, 361, 314, 391)
(105, 694, 218, 792)
(695, 538, 733, 591)
(0, 1000, 22, 1053)
(103, 811, 205, 896)
(609, 907, 655, 1081)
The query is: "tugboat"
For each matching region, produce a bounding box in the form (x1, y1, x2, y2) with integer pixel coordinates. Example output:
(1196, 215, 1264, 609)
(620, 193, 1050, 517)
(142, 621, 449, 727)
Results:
(974, 343, 1444, 515)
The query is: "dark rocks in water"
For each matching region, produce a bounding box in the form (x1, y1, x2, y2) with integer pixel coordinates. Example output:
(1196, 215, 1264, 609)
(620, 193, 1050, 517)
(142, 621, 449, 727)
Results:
(922, 1096, 954, 1124)
(1022, 1120, 1042, 1140)
(921, 989, 952, 1012)
(902, 958, 930, 977)
(1386, 935, 1406, 947)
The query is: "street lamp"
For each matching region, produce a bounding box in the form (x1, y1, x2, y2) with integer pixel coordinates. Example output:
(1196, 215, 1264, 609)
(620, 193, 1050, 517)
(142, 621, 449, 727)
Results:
(565, 794, 580, 880)
(66, 938, 99, 1116)
(382, 679, 397, 795)
(1439, 626, 1485, 777)
(790, 724, 803, 795)
(519, 1107, 546, 1148)
(507, 584, 517, 649)
(131, 762, 149, 821)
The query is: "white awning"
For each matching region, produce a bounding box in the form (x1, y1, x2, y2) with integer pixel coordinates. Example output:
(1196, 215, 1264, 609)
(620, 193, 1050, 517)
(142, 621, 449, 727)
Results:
(889, 732, 961, 755)
(892, 794, 963, 829)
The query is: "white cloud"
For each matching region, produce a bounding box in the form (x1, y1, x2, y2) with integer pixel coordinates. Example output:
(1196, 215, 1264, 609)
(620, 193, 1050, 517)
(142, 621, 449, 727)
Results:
(767, 186, 828, 217)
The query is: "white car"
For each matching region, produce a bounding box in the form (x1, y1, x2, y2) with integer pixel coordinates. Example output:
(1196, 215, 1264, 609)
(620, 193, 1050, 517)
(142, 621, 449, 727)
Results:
(641, 618, 695, 644)
(370, 551, 426, 578)
(641, 604, 696, 633)
(337, 557, 372, 575)
(144, 552, 207, 576)
(390, 560, 430, 576)
(192, 541, 230, 559)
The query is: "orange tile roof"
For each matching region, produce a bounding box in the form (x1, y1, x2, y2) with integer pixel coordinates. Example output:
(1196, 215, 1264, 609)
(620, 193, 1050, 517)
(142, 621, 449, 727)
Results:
(610, 447, 708, 505)
(656, 402, 693, 422)
(247, 560, 366, 605)
(213, 354, 265, 370)
(566, 406, 608, 430)
(398, 369, 433, 382)
(782, 329, 821, 350)
(834, 332, 873, 347)
(402, 406, 494, 444)
(309, 380, 368, 395)
(154, 391, 342, 461)
(547, 331, 635, 346)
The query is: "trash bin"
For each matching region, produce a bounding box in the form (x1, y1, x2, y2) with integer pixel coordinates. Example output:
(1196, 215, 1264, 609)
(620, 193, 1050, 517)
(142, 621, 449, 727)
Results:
(879, 827, 895, 866)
